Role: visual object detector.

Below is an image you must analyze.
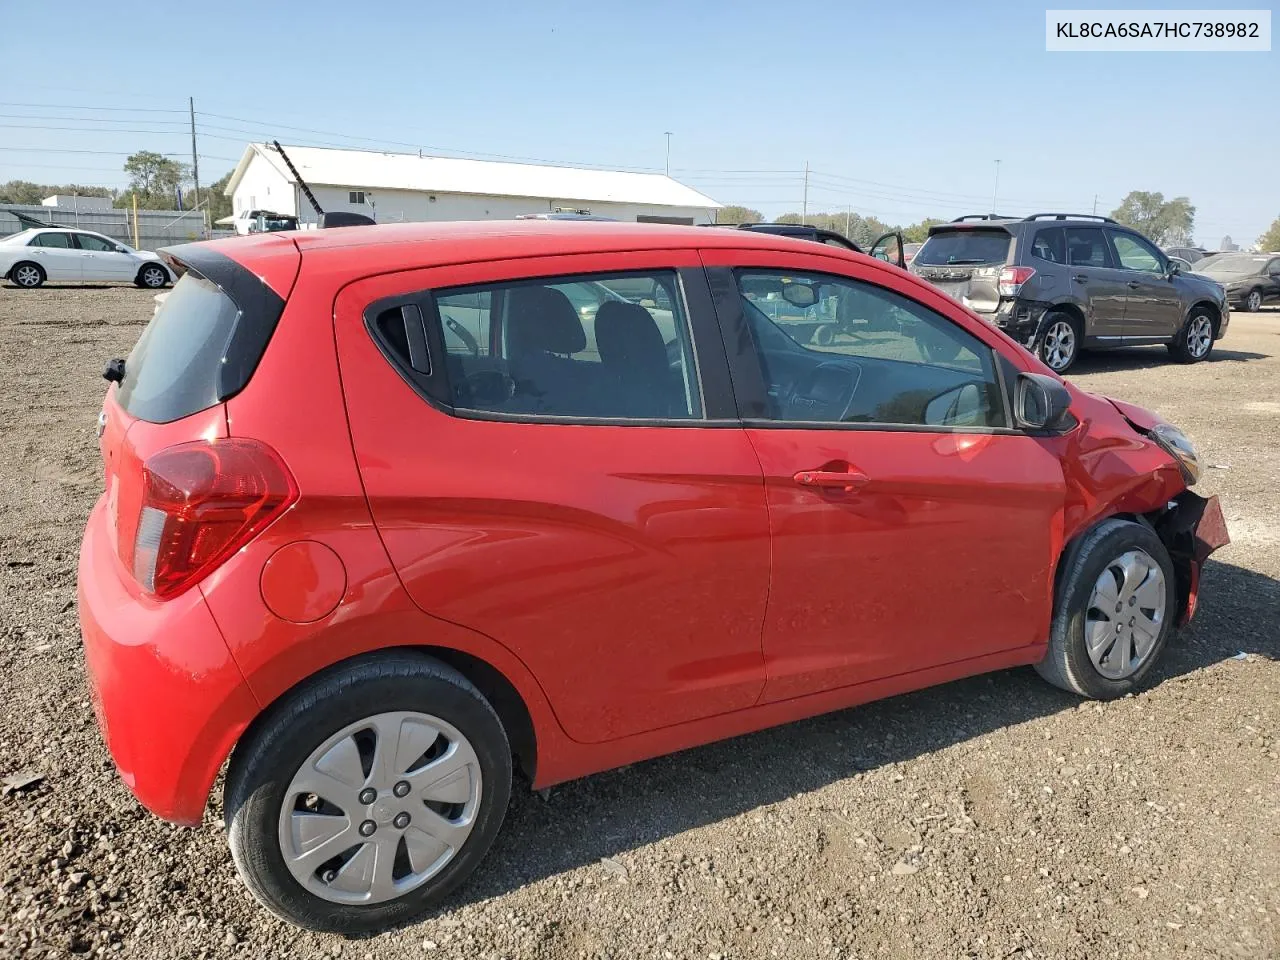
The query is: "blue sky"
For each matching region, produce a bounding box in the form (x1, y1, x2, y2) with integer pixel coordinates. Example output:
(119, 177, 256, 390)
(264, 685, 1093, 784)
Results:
(2, 1, 1275, 245)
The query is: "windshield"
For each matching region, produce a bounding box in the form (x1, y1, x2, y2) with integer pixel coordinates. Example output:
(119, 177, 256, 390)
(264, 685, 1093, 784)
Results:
(1198, 254, 1267, 276)
(915, 230, 1011, 266)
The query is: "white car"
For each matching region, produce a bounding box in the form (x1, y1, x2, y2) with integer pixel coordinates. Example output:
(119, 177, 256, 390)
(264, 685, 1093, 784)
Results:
(0, 228, 175, 289)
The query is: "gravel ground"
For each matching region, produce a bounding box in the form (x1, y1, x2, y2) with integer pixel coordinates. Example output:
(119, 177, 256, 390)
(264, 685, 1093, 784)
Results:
(0, 285, 1276, 960)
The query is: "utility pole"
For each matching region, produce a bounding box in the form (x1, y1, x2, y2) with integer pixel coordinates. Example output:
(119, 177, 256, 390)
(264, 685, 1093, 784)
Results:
(664, 132, 672, 176)
(1092, 194, 1098, 215)
(802, 162, 809, 225)
(845, 204, 851, 237)
(189, 97, 202, 235)
(991, 159, 1001, 214)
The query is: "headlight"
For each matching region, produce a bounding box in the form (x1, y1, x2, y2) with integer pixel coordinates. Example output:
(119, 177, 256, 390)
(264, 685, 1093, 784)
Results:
(1150, 423, 1201, 485)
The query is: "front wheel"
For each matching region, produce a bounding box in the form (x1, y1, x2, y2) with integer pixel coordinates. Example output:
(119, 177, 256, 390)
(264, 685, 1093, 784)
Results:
(225, 653, 512, 933)
(1035, 518, 1177, 699)
(1036, 312, 1080, 373)
(1168, 309, 1214, 364)
(137, 264, 169, 289)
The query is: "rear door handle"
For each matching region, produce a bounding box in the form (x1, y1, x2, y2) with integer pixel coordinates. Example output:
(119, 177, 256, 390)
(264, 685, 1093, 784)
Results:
(1127, 280, 1141, 289)
(793, 469, 870, 491)
(1072, 274, 1088, 282)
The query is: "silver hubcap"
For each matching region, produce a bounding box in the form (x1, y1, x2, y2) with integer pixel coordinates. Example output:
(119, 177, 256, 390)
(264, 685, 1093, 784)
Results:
(15, 265, 39, 286)
(1085, 549, 1166, 680)
(144, 268, 164, 287)
(1247, 291, 1261, 311)
(1042, 320, 1076, 370)
(1187, 316, 1212, 357)
(278, 711, 482, 905)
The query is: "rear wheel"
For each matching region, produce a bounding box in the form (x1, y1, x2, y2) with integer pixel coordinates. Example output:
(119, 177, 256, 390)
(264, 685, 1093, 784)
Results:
(1244, 289, 1262, 313)
(225, 652, 512, 933)
(1036, 312, 1079, 373)
(1168, 308, 1214, 363)
(9, 262, 45, 288)
(1035, 518, 1177, 699)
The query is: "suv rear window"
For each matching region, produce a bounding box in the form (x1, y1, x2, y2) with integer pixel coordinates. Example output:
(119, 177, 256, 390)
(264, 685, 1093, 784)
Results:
(116, 272, 240, 423)
(916, 230, 1011, 266)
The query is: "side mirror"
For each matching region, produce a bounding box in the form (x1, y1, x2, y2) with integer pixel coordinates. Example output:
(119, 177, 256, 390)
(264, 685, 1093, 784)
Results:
(1166, 260, 1182, 277)
(1014, 372, 1074, 432)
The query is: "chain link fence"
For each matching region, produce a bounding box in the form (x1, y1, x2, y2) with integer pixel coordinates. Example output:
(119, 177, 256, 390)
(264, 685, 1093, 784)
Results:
(0, 204, 232, 250)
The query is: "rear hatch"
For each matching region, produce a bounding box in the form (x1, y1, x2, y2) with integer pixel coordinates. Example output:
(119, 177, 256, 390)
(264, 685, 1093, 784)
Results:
(98, 241, 298, 599)
(910, 226, 1012, 314)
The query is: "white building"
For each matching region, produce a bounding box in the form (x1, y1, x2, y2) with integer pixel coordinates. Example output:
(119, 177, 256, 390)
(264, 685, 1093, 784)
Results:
(42, 194, 112, 212)
(224, 143, 721, 226)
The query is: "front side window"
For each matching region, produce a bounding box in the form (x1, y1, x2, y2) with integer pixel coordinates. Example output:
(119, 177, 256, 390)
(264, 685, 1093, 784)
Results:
(429, 272, 701, 420)
(735, 270, 1005, 429)
(1110, 232, 1164, 273)
(75, 233, 117, 252)
(33, 232, 72, 249)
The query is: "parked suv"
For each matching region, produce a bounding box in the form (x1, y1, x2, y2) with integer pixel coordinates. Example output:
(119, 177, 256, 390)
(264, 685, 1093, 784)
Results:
(909, 214, 1229, 372)
(80, 222, 1227, 932)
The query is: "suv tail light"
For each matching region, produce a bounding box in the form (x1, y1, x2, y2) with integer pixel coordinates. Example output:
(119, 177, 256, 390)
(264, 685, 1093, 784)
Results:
(998, 265, 1036, 297)
(119, 439, 297, 599)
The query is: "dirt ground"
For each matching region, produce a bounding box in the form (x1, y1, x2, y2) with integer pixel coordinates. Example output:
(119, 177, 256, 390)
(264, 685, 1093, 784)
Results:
(0, 285, 1276, 960)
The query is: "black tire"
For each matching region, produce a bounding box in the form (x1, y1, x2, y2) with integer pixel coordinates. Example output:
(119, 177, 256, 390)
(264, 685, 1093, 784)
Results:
(136, 264, 169, 289)
(1035, 311, 1080, 374)
(1243, 288, 1263, 313)
(225, 651, 512, 933)
(9, 261, 45, 289)
(1167, 307, 1215, 364)
(811, 323, 836, 346)
(1035, 518, 1177, 700)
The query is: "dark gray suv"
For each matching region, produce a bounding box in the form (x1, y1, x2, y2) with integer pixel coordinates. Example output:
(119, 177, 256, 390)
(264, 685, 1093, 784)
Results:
(909, 214, 1230, 373)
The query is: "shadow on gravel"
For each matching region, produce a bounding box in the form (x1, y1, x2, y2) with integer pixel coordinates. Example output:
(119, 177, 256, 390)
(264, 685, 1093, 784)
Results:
(1069, 346, 1269, 373)
(412, 557, 1278, 926)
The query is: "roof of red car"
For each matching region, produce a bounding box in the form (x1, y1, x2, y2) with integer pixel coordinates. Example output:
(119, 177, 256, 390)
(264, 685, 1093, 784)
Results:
(196, 219, 869, 273)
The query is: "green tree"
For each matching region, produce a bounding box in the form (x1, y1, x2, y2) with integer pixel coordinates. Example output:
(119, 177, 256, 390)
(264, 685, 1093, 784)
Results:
(902, 218, 944, 243)
(123, 150, 190, 209)
(715, 205, 763, 225)
(0, 180, 114, 204)
(1110, 191, 1195, 246)
(1258, 215, 1280, 252)
(201, 171, 233, 223)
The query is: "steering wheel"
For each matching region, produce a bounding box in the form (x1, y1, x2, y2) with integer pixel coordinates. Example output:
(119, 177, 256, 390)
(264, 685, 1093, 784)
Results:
(781, 361, 860, 422)
(444, 317, 480, 357)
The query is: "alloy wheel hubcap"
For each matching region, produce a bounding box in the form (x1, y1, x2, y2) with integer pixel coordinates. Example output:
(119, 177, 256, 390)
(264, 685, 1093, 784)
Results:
(1247, 291, 1261, 311)
(16, 266, 39, 286)
(1085, 549, 1166, 680)
(278, 711, 482, 905)
(144, 268, 164, 286)
(1043, 321, 1075, 370)
(1188, 316, 1212, 357)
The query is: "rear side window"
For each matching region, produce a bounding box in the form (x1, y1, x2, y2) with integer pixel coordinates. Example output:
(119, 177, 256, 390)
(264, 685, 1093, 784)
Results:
(915, 230, 1010, 266)
(1030, 227, 1065, 264)
(33, 232, 72, 249)
(116, 273, 240, 423)
(403, 272, 703, 421)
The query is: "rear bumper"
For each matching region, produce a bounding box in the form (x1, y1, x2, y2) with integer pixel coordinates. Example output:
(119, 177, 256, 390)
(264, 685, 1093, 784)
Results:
(78, 497, 260, 825)
(993, 298, 1050, 347)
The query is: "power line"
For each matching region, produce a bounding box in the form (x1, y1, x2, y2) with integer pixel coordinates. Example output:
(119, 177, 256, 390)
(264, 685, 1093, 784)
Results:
(0, 101, 187, 113)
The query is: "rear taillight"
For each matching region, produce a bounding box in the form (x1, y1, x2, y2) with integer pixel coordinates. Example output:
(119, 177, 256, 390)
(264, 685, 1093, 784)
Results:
(998, 265, 1036, 297)
(119, 439, 297, 599)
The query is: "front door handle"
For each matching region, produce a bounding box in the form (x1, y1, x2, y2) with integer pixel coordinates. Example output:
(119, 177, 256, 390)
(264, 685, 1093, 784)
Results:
(794, 469, 870, 491)
(1127, 280, 1141, 289)
(1072, 274, 1088, 282)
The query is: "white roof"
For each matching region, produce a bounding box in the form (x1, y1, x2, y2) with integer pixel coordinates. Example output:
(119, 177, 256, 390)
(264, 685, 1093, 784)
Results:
(226, 143, 720, 210)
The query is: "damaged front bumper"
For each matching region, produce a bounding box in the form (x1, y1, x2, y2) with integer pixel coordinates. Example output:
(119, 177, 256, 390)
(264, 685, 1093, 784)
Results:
(1153, 492, 1230, 624)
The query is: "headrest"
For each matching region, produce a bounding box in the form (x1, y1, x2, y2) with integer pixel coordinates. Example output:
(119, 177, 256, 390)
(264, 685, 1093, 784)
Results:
(595, 300, 666, 370)
(506, 286, 586, 355)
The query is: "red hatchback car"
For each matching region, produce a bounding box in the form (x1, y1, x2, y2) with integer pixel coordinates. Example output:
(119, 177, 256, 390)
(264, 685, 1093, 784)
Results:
(79, 221, 1227, 931)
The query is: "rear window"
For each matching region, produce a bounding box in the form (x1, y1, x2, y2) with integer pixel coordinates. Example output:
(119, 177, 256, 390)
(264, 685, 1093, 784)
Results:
(116, 272, 240, 423)
(916, 230, 1011, 266)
